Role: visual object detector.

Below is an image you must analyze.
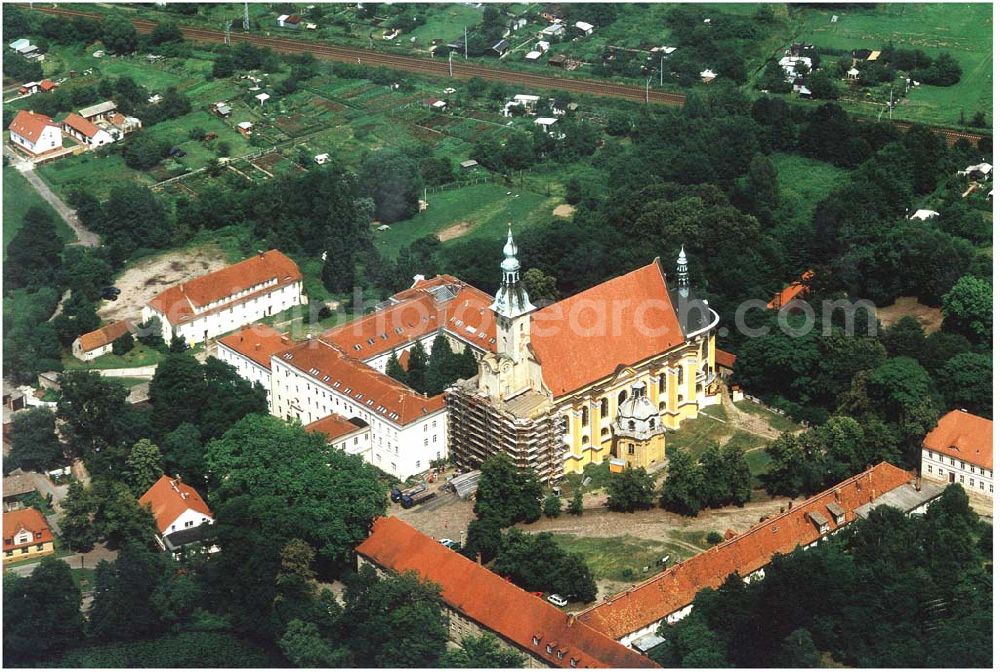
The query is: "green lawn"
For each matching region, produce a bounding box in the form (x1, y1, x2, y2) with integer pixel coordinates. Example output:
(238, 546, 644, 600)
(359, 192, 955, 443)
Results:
(103, 377, 149, 388)
(63, 342, 164, 370)
(373, 182, 558, 259)
(549, 533, 709, 583)
(792, 3, 993, 126)
(37, 153, 150, 202)
(3, 167, 75, 259)
(71, 568, 97, 592)
(771, 153, 851, 229)
(734, 400, 803, 434)
(405, 5, 484, 46)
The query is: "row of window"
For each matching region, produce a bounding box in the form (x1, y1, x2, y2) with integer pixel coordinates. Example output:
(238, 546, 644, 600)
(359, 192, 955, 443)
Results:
(3, 544, 46, 556)
(925, 451, 991, 477)
(927, 465, 994, 492)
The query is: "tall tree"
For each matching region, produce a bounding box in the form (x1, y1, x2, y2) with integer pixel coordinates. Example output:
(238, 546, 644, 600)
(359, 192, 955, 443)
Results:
(941, 275, 992, 344)
(425, 332, 455, 395)
(56, 371, 131, 459)
(439, 633, 527, 668)
(126, 439, 164, 495)
(342, 566, 448, 667)
(474, 453, 542, 525)
(385, 350, 406, 384)
(101, 15, 139, 54)
(88, 543, 167, 641)
(659, 448, 704, 515)
(3, 206, 65, 291)
(3, 558, 85, 665)
(149, 351, 207, 439)
(606, 465, 656, 512)
(405, 340, 428, 393)
(358, 149, 423, 223)
(7, 407, 63, 473)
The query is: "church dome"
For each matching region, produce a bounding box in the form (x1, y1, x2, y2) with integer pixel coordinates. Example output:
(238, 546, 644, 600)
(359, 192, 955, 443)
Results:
(614, 382, 664, 439)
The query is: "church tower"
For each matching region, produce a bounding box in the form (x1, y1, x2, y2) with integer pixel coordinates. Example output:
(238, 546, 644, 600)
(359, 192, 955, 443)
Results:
(676, 245, 689, 299)
(490, 225, 535, 363)
(612, 381, 668, 469)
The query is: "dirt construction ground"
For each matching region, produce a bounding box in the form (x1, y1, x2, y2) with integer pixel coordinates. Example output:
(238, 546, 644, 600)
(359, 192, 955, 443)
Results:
(97, 246, 230, 323)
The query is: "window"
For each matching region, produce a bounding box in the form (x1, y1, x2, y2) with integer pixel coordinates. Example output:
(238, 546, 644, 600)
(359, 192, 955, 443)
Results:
(678, 366, 684, 384)
(649, 418, 656, 430)
(581, 435, 589, 445)
(581, 406, 589, 426)
(628, 420, 635, 431)
(939, 468, 944, 475)
(658, 373, 666, 393)
(432, 435, 437, 442)
(416, 461, 421, 469)
(950, 457, 955, 466)
(600, 398, 609, 418)
(959, 475, 964, 483)
(981, 482, 985, 490)
(618, 390, 627, 405)
(628, 444, 635, 455)
(424, 438, 428, 447)
(36, 544, 44, 551)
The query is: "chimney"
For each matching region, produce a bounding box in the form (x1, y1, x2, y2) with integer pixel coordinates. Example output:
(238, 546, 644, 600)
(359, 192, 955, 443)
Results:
(915, 477, 922, 492)
(476, 552, 482, 565)
(281, 336, 289, 344)
(567, 613, 576, 626)
(255, 343, 261, 351)
(257, 249, 265, 258)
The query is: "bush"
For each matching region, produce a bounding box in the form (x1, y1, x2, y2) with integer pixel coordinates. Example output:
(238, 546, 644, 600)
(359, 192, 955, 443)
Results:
(111, 333, 134, 356)
(621, 567, 635, 580)
(706, 531, 723, 545)
(543, 493, 562, 518)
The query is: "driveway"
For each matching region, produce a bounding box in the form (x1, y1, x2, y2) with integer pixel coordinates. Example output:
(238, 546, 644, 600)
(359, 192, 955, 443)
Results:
(4, 544, 118, 577)
(4, 145, 100, 247)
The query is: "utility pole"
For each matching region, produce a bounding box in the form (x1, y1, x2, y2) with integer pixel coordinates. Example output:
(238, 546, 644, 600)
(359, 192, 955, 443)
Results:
(224, 22, 231, 46)
(889, 86, 893, 119)
(645, 76, 652, 103)
(464, 26, 468, 59)
(448, 50, 454, 77)
(660, 55, 664, 86)
(243, 2, 250, 31)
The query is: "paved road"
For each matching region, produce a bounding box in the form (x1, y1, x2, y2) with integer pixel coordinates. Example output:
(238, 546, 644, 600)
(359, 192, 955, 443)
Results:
(4, 545, 118, 577)
(4, 147, 100, 247)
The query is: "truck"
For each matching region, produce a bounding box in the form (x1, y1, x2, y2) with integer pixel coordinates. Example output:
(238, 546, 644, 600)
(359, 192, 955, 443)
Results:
(400, 483, 436, 508)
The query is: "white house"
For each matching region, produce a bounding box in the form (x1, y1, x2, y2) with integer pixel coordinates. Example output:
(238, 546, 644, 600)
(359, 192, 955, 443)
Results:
(921, 409, 993, 501)
(270, 339, 448, 480)
(574, 21, 594, 36)
(534, 116, 562, 138)
(959, 162, 992, 179)
(72, 320, 134, 361)
(909, 209, 940, 221)
(700, 69, 717, 83)
(525, 51, 542, 61)
(539, 22, 565, 39)
(8, 110, 62, 156)
(142, 250, 305, 347)
(138, 475, 215, 552)
(778, 55, 812, 82)
(314, 153, 331, 165)
(255, 92, 271, 105)
(216, 323, 292, 405)
(62, 113, 115, 148)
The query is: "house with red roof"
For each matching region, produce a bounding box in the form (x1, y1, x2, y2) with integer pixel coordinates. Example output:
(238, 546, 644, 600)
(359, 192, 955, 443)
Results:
(921, 409, 993, 501)
(8, 110, 62, 155)
(138, 475, 215, 552)
(141, 250, 304, 347)
(577, 462, 932, 646)
(3, 508, 54, 562)
(72, 320, 134, 361)
(357, 517, 660, 668)
(61, 112, 115, 148)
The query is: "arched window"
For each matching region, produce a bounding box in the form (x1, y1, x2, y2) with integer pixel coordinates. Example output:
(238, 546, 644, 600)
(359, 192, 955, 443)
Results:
(601, 427, 610, 437)
(678, 366, 684, 384)
(582, 435, 589, 445)
(659, 401, 666, 411)
(649, 418, 656, 430)
(618, 390, 627, 405)
(581, 406, 589, 426)
(600, 398, 609, 418)
(658, 373, 666, 394)
(628, 420, 635, 431)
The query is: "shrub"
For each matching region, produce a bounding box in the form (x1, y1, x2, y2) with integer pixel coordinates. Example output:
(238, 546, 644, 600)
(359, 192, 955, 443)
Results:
(706, 531, 723, 545)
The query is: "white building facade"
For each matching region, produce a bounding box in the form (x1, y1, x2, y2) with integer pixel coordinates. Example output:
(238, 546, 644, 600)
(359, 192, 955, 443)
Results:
(8, 110, 61, 155)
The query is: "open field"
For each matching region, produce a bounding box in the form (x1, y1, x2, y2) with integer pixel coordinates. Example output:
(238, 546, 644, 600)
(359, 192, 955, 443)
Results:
(771, 153, 851, 229)
(548, 533, 706, 584)
(876, 295, 945, 333)
(792, 3, 993, 126)
(374, 182, 559, 258)
(37, 153, 150, 202)
(3, 167, 75, 259)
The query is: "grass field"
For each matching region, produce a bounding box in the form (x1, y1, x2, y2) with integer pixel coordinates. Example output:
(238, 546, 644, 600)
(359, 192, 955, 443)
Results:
(771, 153, 851, 229)
(372, 182, 559, 258)
(37, 153, 150, 202)
(549, 532, 709, 583)
(62, 343, 164, 371)
(792, 3, 993, 126)
(3, 167, 75, 259)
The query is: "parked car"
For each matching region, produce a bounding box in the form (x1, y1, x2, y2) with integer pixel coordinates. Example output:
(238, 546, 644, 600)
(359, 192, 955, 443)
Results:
(439, 538, 457, 546)
(547, 594, 568, 607)
(100, 286, 121, 300)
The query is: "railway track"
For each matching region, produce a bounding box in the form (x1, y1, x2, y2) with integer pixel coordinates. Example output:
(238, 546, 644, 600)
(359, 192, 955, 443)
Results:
(33, 6, 988, 145)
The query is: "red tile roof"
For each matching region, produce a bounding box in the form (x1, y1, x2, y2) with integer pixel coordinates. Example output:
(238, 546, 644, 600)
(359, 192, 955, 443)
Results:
(8, 110, 58, 143)
(577, 462, 914, 641)
(146, 250, 301, 326)
(357, 517, 659, 668)
(3, 508, 54, 552)
(77, 320, 134, 352)
(767, 270, 815, 310)
(716, 349, 736, 369)
(923, 410, 992, 470)
(138, 475, 213, 535)
(62, 112, 102, 139)
(217, 323, 293, 371)
(277, 338, 445, 426)
(285, 14, 301, 23)
(323, 276, 495, 360)
(531, 259, 685, 398)
(305, 413, 367, 442)
(39, 79, 56, 92)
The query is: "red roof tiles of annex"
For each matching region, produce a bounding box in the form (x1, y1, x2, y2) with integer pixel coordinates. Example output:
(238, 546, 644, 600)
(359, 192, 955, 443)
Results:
(923, 409, 992, 471)
(276, 338, 445, 427)
(146, 250, 301, 326)
(577, 462, 914, 641)
(357, 517, 659, 669)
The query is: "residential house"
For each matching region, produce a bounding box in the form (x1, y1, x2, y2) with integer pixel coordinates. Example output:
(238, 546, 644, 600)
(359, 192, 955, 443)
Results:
(539, 22, 566, 39)
(2, 471, 37, 512)
(237, 121, 254, 136)
(305, 413, 371, 459)
(61, 112, 115, 148)
(700, 69, 717, 83)
(78, 100, 117, 122)
(959, 162, 992, 180)
(277, 14, 302, 28)
(715, 349, 736, 378)
(216, 324, 292, 405)
(255, 92, 271, 105)
(778, 55, 811, 83)
(142, 249, 305, 347)
(548, 54, 568, 68)
(577, 463, 929, 646)
(18, 80, 56, 95)
(491, 39, 510, 57)
(536, 40, 551, 53)
(72, 320, 135, 361)
(534, 116, 562, 138)
(525, 50, 542, 61)
(107, 112, 142, 135)
(214, 102, 232, 117)
(921, 410, 992, 501)
(3, 508, 54, 562)
(9, 38, 31, 52)
(357, 517, 659, 668)
(425, 98, 448, 110)
(910, 209, 940, 221)
(574, 21, 594, 36)
(139, 475, 215, 552)
(8, 110, 62, 156)
(459, 159, 479, 170)
(314, 153, 331, 165)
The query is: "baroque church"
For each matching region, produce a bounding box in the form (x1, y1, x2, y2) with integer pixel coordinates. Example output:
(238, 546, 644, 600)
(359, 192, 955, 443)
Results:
(446, 228, 722, 481)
